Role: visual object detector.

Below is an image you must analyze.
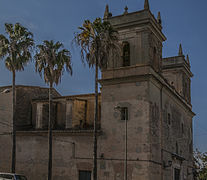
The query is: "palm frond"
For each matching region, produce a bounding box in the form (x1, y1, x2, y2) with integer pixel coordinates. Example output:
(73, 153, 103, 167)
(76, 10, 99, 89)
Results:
(0, 23, 34, 72)
(0, 34, 10, 60)
(35, 40, 72, 86)
(74, 17, 120, 69)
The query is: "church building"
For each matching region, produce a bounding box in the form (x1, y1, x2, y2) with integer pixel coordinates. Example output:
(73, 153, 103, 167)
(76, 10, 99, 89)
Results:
(0, 0, 194, 179)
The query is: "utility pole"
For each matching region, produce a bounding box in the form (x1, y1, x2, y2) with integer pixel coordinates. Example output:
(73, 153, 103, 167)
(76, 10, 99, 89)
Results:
(11, 72, 16, 173)
(124, 107, 127, 180)
(48, 84, 53, 180)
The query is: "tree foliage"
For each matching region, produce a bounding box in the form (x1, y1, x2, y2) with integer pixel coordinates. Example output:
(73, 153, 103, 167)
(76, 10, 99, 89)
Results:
(74, 18, 120, 69)
(0, 23, 34, 73)
(194, 149, 207, 180)
(35, 40, 72, 86)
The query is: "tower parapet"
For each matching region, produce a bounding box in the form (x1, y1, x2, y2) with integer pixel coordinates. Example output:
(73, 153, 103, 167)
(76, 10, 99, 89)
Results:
(162, 44, 193, 104)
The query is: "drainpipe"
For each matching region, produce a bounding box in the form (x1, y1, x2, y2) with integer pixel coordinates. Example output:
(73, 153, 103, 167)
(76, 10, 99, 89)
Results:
(160, 86, 163, 180)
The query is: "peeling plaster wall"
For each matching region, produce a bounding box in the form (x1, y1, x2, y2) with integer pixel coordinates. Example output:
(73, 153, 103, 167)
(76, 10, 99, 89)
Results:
(15, 134, 93, 180)
(99, 80, 151, 180)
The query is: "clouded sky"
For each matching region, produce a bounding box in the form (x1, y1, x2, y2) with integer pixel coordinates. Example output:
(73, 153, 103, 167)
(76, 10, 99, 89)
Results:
(0, 0, 206, 151)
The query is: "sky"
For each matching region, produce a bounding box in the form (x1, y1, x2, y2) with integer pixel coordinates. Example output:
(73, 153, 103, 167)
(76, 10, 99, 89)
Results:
(0, 0, 206, 151)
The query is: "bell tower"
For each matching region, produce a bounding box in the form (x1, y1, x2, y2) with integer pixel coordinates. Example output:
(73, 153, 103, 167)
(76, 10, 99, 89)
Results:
(104, 0, 166, 73)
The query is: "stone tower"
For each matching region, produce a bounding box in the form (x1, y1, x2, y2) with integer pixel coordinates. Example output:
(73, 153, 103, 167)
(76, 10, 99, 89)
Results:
(100, 0, 194, 179)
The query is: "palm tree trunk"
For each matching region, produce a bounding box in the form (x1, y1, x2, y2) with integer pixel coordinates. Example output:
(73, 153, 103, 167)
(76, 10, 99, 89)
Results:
(48, 83, 53, 180)
(93, 57, 98, 180)
(11, 70, 16, 173)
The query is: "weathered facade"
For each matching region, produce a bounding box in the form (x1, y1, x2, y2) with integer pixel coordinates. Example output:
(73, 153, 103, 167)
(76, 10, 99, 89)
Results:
(0, 0, 194, 180)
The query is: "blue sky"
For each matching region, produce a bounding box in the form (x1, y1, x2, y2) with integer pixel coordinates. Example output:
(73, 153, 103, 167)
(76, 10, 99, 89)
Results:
(0, 0, 206, 151)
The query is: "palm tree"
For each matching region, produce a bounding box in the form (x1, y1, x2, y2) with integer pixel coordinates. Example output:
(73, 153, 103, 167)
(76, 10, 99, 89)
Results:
(34, 40, 72, 180)
(0, 23, 34, 173)
(74, 18, 120, 180)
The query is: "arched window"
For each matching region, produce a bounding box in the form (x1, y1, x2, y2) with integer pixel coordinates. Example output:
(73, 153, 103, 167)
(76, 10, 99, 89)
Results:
(123, 41, 130, 67)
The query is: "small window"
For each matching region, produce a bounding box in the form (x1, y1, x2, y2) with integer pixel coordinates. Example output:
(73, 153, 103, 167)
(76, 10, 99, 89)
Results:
(121, 107, 128, 120)
(79, 170, 91, 180)
(123, 41, 130, 67)
(181, 123, 184, 134)
(167, 113, 171, 125)
(174, 168, 180, 180)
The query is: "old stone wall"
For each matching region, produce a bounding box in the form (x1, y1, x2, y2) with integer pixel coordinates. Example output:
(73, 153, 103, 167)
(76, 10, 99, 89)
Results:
(162, 89, 193, 180)
(14, 133, 93, 180)
(5, 131, 154, 180)
(148, 79, 162, 180)
(99, 80, 151, 180)
(0, 87, 12, 172)
(0, 87, 13, 132)
(148, 79, 193, 180)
